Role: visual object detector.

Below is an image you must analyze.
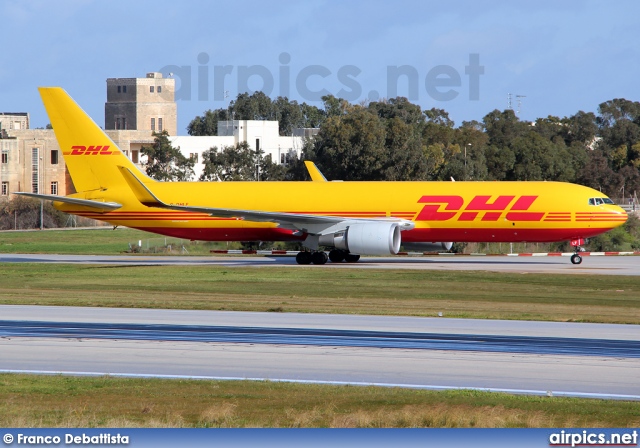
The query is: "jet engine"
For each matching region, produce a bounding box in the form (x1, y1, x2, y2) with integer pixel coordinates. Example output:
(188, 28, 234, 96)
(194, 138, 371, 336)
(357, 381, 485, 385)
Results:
(318, 222, 402, 255)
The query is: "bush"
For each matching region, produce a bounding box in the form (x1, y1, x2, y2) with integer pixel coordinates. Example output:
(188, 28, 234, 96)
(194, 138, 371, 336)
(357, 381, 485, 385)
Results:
(0, 196, 67, 230)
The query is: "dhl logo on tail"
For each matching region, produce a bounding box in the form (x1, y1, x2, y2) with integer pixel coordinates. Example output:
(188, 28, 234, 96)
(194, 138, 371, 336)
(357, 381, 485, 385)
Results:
(63, 145, 119, 156)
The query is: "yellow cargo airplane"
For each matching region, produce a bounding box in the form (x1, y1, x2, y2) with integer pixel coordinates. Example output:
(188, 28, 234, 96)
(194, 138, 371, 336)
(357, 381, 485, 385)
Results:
(17, 87, 628, 265)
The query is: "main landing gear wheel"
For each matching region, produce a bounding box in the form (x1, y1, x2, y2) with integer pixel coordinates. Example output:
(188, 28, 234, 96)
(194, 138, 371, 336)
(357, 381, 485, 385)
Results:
(570, 253, 583, 265)
(329, 249, 346, 263)
(344, 254, 360, 263)
(295, 251, 312, 265)
(328, 249, 360, 263)
(296, 251, 328, 265)
(311, 251, 329, 265)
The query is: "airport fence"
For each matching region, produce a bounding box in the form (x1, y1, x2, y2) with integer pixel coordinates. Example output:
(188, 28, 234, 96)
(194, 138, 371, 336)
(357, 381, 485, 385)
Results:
(128, 237, 190, 254)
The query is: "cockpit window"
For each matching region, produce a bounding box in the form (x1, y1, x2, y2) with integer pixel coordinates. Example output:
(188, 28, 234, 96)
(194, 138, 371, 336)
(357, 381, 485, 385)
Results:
(589, 197, 614, 206)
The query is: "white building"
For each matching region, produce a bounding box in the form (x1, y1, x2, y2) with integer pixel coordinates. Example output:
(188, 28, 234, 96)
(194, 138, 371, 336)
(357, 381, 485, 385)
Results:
(169, 120, 305, 180)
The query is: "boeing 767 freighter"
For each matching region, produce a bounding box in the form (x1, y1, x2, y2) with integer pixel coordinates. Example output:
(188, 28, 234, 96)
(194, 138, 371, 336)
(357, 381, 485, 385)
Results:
(17, 87, 628, 265)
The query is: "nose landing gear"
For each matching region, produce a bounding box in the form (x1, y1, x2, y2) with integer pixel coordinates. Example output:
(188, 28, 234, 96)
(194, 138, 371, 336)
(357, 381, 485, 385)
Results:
(570, 238, 586, 265)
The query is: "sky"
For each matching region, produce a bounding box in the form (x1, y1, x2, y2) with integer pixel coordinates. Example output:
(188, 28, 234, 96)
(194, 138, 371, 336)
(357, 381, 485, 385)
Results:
(1, 0, 639, 133)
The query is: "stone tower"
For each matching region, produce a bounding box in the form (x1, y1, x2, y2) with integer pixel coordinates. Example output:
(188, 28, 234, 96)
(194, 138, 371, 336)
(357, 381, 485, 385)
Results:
(104, 72, 177, 135)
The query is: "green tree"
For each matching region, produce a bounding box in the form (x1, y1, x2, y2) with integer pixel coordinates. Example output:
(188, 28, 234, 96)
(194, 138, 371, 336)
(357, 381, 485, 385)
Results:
(565, 141, 589, 181)
(322, 94, 350, 117)
(200, 142, 286, 181)
(187, 109, 230, 136)
(423, 143, 446, 178)
(188, 93, 325, 137)
(483, 109, 528, 149)
(301, 103, 326, 128)
(313, 107, 387, 180)
(532, 116, 564, 141)
(424, 107, 454, 127)
(284, 139, 317, 181)
(611, 145, 629, 171)
(258, 154, 288, 181)
(141, 131, 194, 181)
(422, 108, 456, 148)
(453, 122, 489, 181)
(597, 98, 640, 128)
(200, 142, 256, 181)
(274, 96, 304, 136)
(563, 111, 598, 146)
(369, 97, 425, 125)
(630, 142, 640, 168)
(232, 91, 276, 121)
(381, 117, 429, 180)
(434, 143, 464, 181)
(576, 150, 619, 195)
(593, 99, 640, 189)
(618, 165, 640, 200)
(0, 196, 66, 230)
(510, 132, 565, 181)
(183, 92, 640, 192)
(484, 145, 515, 180)
(601, 120, 640, 153)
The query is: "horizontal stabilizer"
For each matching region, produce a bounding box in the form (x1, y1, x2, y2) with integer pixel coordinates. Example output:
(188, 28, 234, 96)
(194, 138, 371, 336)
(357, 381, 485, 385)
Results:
(117, 166, 163, 207)
(13, 192, 122, 211)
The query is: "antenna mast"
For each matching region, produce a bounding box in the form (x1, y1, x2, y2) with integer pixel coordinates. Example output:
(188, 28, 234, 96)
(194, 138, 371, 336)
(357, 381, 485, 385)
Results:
(516, 95, 526, 116)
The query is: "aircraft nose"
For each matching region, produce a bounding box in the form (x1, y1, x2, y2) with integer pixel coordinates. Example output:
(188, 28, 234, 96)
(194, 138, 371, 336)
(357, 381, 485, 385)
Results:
(617, 204, 628, 217)
(610, 205, 628, 226)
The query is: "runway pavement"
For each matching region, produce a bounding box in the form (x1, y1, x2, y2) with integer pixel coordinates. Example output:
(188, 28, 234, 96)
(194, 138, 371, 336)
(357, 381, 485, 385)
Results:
(1, 306, 639, 399)
(1, 253, 639, 275)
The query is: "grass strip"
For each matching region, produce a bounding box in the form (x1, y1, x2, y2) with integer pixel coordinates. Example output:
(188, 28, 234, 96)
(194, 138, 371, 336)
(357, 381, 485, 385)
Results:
(0, 228, 242, 255)
(1, 374, 638, 428)
(0, 263, 638, 323)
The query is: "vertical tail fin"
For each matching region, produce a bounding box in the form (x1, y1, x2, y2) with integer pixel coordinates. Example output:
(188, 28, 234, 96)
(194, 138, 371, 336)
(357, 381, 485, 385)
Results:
(39, 87, 153, 193)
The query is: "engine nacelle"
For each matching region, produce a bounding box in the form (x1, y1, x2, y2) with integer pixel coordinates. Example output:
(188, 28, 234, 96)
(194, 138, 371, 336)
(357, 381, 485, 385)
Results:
(318, 222, 402, 255)
(401, 242, 453, 252)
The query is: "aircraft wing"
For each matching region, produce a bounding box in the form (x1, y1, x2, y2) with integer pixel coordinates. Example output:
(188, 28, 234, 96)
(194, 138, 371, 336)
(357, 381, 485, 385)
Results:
(117, 166, 414, 233)
(13, 192, 122, 212)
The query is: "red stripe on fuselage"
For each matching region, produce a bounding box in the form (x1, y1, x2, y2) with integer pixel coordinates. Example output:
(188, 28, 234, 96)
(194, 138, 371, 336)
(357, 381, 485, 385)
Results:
(130, 225, 617, 244)
(136, 227, 306, 242)
(401, 227, 617, 243)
